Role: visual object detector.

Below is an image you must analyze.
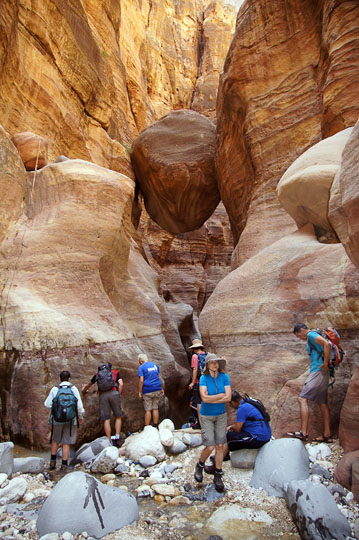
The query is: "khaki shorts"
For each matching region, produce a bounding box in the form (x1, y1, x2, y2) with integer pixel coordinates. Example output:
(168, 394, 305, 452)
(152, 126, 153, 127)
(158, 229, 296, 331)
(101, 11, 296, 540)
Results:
(199, 412, 227, 446)
(143, 390, 162, 411)
(52, 422, 77, 445)
(300, 370, 329, 404)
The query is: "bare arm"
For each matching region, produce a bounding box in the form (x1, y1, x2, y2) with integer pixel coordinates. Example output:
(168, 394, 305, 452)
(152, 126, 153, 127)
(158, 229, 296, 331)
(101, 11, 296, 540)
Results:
(118, 378, 123, 395)
(189, 366, 198, 389)
(200, 385, 231, 403)
(314, 335, 331, 370)
(159, 375, 165, 395)
(138, 376, 144, 398)
(82, 381, 93, 394)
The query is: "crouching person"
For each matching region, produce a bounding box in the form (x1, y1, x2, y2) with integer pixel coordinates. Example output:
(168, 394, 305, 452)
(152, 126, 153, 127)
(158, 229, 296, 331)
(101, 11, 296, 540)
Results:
(222, 391, 271, 460)
(44, 370, 84, 471)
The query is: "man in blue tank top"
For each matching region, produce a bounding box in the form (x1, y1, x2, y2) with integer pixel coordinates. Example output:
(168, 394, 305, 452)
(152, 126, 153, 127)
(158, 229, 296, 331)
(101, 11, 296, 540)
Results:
(288, 323, 332, 442)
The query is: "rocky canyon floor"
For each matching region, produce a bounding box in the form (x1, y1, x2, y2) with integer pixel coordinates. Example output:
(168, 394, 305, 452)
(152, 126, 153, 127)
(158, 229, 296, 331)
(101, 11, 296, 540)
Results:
(3, 437, 359, 540)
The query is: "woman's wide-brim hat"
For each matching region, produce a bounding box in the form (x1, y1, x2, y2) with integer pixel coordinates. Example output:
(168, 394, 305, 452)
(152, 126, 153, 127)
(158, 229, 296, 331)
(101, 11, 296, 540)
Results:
(188, 338, 204, 349)
(205, 352, 226, 371)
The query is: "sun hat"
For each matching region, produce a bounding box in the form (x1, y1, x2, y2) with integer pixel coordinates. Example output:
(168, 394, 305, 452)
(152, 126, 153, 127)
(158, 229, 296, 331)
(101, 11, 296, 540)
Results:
(205, 352, 226, 371)
(188, 338, 204, 349)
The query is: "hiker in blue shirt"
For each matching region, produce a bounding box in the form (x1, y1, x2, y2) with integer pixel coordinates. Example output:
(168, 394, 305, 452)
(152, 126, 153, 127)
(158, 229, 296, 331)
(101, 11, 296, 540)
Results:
(288, 323, 332, 442)
(221, 391, 271, 460)
(194, 353, 231, 493)
(138, 353, 164, 428)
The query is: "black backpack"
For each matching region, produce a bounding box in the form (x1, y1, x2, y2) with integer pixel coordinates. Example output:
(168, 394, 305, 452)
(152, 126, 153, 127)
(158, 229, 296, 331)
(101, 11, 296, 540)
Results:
(51, 385, 78, 423)
(243, 394, 270, 423)
(97, 363, 116, 392)
(197, 352, 207, 378)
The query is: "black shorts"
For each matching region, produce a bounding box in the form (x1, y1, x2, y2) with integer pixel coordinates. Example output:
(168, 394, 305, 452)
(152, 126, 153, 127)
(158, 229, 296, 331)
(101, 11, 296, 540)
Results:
(192, 383, 201, 406)
(226, 430, 269, 451)
(99, 390, 122, 421)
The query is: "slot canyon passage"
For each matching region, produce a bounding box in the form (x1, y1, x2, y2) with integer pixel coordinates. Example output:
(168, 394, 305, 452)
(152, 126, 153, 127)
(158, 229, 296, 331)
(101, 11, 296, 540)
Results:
(0, 1, 359, 540)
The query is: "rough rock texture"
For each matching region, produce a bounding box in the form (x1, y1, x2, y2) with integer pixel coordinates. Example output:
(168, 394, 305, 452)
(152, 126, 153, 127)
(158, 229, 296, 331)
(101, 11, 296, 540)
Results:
(0, 0, 235, 175)
(199, 224, 359, 438)
(216, 0, 359, 266)
(11, 132, 48, 171)
(329, 121, 359, 268)
(138, 202, 233, 316)
(0, 130, 189, 446)
(131, 110, 219, 234)
(277, 128, 352, 239)
(334, 450, 359, 491)
(339, 366, 359, 453)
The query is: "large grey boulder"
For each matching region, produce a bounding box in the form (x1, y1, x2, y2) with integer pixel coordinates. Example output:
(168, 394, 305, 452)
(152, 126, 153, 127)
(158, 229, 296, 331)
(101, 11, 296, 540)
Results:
(37, 471, 138, 538)
(284, 479, 351, 540)
(90, 446, 119, 474)
(72, 437, 112, 465)
(0, 442, 14, 477)
(124, 426, 166, 462)
(250, 438, 309, 497)
(13, 457, 45, 474)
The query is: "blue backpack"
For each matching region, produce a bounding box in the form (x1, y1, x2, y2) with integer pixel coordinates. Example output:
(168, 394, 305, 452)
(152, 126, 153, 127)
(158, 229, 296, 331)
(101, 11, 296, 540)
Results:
(51, 385, 78, 423)
(197, 353, 207, 378)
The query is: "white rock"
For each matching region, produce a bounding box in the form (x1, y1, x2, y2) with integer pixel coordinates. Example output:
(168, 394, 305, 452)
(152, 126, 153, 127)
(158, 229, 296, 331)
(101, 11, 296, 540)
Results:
(0, 477, 27, 504)
(158, 419, 175, 432)
(90, 446, 119, 474)
(33, 488, 51, 498)
(152, 484, 180, 497)
(61, 533, 74, 540)
(207, 503, 273, 535)
(0, 473, 8, 488)
(23, 492, 35, 503)
(124, 426, 166, 462)
(39, 533, 60, 540)
(159, 428, 174, 447)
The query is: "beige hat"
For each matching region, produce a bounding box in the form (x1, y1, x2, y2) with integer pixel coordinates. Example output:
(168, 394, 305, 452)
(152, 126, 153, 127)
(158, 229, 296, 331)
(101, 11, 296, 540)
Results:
(188, 338, 204, 349)
(205, 352, 226, 371)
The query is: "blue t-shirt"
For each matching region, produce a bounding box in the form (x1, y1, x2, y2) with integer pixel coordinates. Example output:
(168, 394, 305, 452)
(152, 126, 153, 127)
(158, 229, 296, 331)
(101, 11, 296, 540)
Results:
(236, 401, 272, 441)
(199, 372, 231, 416)
(307, 331, 324, 373)
(138, 362, 162, 394)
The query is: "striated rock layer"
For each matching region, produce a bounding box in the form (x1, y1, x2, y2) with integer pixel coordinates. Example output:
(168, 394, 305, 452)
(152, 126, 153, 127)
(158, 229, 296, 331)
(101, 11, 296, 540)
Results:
(216, 0, 359, 266)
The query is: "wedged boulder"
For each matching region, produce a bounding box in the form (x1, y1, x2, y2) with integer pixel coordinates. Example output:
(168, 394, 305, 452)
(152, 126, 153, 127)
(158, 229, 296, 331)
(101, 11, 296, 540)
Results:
(329, 121, 359, 268)
(0, 442, 14, 477)
(13, 457, 45, 474)
(277, 128, 352, 237)
(284, 479, 351, 540)
(73, 437, 112, 465)
(249, 438, 309, 497)
(124, 426, 166, 462)
(11, 132, 48, 170)
(131, 109, 219, 234)
(339, 365, 359, 453)
(334, 450, 359, 490)
(199, 224, 359, 438)
(36, 471, 138, 538)
(159, 428, 174, 448)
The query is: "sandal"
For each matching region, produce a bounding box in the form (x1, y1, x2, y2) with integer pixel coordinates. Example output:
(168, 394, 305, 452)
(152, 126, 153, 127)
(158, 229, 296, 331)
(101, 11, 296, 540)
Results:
(313, 435, 333, 443)
(287, 431, 308, 441)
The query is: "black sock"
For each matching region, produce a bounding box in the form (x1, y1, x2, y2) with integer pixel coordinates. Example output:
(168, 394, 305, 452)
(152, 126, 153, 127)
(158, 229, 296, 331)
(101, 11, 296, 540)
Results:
(51, 454, 57, 461)
(198, 460, 204, 467)
(215, 468, 222, 473)
(62, 459, 68, 465)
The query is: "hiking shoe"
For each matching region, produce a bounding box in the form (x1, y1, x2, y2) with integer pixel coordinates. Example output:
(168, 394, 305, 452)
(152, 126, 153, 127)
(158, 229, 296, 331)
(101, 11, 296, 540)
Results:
(60, 463, 74, 472)
(194, 462, 204, 483)
(49, 459, 56, 470)
(213, 470, 224, 493)
(204, 463, 216, 475)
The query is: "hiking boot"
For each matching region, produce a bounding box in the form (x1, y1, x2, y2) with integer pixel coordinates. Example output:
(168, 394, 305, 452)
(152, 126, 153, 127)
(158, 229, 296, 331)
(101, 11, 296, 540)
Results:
(204, 463, 216, 475)
(213, 470, 224, 492)
(60, 463, 74, 472)
(194, 461, 204, 483)
(49, 459, 56, 470)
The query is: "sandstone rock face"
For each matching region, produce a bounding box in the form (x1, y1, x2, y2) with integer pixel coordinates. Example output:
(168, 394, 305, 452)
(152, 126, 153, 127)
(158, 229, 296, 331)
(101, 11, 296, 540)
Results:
(138, 202, 233, 315)
(216, 0, 359, 265)
(0, 129, 189, 445)
(277, 128, 352, 238)
(334, 450, 359, 491)
(11, 132, 48, 171)
(131, 110, 219, 234)
(329, 121, 359, 268)
(199, 224, 359, 438)
(0, 0, 235, 175)
(339, 366, 359, 453)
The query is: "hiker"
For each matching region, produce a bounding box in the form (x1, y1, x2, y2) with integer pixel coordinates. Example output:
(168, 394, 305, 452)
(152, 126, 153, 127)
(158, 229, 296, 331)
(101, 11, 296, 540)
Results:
(44, 370, 84, 471)
(138, 353, 164, 428)
(288, 323, 332, 442)
(188, 338, 207, 421)
(82, 362, 123, 442)
(220, 390, 271, 460)
(194, 353, 231, 492)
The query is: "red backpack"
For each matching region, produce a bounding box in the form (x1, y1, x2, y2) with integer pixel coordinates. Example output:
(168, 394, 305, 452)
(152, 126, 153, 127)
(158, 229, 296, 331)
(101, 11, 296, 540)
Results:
(310, 327, 345, 380)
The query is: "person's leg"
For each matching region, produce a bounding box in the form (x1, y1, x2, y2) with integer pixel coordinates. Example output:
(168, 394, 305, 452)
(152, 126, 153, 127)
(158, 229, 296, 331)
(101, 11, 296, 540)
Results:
(144, 410, 151, 425)
(51, 441, 59, 455)
(152, 409, 159, 426)
(104, 419, 111, 439)
(320, 403, 331, 438)
(298, 396, 309, 436)
(62, 444, 70, 461)
(115, 416, 122, 435)
(214, 443, 224, 469)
